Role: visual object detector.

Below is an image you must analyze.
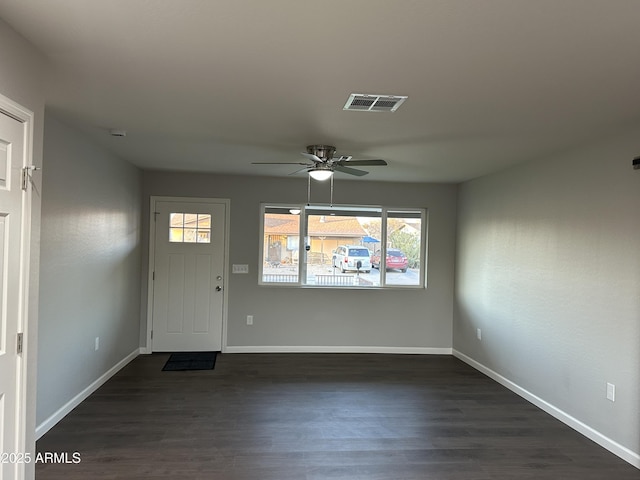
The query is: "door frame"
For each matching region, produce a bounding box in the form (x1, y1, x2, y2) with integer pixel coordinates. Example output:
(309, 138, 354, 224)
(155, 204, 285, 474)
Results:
(146, 196, 230, 353)
(0, 92, 35, 479)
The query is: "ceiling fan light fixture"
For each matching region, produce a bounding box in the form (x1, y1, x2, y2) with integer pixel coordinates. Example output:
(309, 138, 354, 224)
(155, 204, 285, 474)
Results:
(308, 168, 334, 181)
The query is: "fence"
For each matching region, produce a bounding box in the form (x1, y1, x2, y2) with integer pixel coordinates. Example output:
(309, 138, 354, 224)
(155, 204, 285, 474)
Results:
(262, 274, 298, 283)
(314, 274, 354, 286)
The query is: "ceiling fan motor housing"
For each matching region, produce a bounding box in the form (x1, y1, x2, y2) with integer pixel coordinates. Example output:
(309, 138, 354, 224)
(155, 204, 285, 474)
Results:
(306, 145, 336, 161)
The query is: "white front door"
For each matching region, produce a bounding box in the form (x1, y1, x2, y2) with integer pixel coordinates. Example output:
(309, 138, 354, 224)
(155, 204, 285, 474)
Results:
(0, 110, 26, 479)
(151, 199, 227, 351)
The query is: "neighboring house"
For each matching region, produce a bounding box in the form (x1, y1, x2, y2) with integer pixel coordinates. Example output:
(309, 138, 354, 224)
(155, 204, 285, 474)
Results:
(263, 214, 368, 265)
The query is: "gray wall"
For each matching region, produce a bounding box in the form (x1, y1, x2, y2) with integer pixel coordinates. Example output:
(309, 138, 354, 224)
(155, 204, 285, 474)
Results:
(0, 18, 45, 477)
(454, 126, 640, 456)
(142, 172, 457, 350)
(38, 115, 142, 425)
(2, 9, 637, 469)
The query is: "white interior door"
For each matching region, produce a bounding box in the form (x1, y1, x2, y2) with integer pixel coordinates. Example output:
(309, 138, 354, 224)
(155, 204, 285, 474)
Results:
(0, 111, 26, 479)
(151, 199, 227, 351)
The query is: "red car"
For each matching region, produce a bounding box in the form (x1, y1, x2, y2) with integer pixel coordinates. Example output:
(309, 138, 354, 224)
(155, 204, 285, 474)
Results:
(371, 248, 408, 272)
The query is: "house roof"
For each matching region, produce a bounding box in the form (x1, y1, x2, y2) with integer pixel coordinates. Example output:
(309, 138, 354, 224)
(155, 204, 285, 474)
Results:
(265, 214, 367, 237)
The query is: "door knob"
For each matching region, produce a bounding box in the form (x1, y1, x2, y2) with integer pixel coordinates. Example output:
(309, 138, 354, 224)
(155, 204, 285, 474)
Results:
(216, 285, 222, 292)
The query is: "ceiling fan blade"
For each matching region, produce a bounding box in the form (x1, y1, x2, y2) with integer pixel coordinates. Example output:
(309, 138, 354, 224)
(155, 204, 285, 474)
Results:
(251, 162, 310, 165)
(334, 165, 369, 176)
(300, 152, 323, 163)
(336, 159, 387, 166)
(288, 166, 310, 175)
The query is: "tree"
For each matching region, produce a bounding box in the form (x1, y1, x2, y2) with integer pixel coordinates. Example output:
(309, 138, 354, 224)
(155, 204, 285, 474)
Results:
(361, 218, 405, 242)
(361, 219, 421, 268)
(389, 229, 420, 268)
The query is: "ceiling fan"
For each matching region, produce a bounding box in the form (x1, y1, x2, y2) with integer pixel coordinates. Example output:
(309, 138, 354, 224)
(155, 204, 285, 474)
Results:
(252, 145, 387, 180)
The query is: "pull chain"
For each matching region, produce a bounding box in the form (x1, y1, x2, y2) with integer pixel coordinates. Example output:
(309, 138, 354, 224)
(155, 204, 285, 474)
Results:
(330, 174, 334, 207)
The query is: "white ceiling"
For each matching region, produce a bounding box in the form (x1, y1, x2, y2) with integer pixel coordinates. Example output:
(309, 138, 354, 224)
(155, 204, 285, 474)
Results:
(1, 0, 640, 183)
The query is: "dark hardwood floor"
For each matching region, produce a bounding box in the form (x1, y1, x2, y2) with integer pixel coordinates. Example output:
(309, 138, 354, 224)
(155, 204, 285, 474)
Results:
(36, 353, 639, 479)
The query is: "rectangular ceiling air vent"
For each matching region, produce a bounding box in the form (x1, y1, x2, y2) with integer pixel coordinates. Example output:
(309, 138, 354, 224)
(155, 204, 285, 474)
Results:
(343, 93, 408, 112)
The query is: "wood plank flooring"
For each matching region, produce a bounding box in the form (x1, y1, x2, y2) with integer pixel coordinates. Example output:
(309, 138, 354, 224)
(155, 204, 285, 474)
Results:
(36, 353, 640, 479)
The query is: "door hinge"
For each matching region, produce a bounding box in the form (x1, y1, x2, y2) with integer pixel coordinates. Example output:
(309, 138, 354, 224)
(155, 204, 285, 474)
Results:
(17, 333, 23, 354)
(152, 271, 155, 281)
(150, 330, 153, 340)
(21, 168, 29, 190)
(21, 166, 41, 191)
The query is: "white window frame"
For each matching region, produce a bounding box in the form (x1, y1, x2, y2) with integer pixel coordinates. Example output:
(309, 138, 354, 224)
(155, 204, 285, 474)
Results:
(259, 203, 427, 289)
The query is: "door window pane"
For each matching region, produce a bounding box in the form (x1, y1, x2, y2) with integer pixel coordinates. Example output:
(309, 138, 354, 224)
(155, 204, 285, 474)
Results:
(169, 228, 184, 242)
(169, 213, 211, 244)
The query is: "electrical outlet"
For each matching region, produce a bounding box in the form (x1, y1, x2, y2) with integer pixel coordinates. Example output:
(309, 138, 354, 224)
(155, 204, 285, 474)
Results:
(477, 328, 482, 340)
(606, 383, 615, 402)
(247, 315, 254, 326)
(95, 337, 100, 351)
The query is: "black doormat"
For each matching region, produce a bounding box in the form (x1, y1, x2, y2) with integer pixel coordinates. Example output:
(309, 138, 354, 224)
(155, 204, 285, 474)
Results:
(162, 351, 217, 371)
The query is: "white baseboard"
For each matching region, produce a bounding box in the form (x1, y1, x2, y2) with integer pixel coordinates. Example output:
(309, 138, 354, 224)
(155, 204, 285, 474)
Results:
(453, 349, 640, 469)
(36, 348, 142, 440)
(224, 345, 452, 355)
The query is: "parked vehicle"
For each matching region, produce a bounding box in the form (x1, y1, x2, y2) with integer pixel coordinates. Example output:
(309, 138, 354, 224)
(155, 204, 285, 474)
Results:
(371, 248, 408, 272)
(332, 245, 371, 273)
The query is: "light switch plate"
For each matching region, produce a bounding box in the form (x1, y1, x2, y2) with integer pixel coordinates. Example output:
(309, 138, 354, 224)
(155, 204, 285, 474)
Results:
(232, 264, 249, 274)
(606, 383, 615, 402)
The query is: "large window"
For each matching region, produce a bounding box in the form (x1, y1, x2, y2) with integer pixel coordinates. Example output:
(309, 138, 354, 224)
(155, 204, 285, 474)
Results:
(260, 204, 426, 288)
